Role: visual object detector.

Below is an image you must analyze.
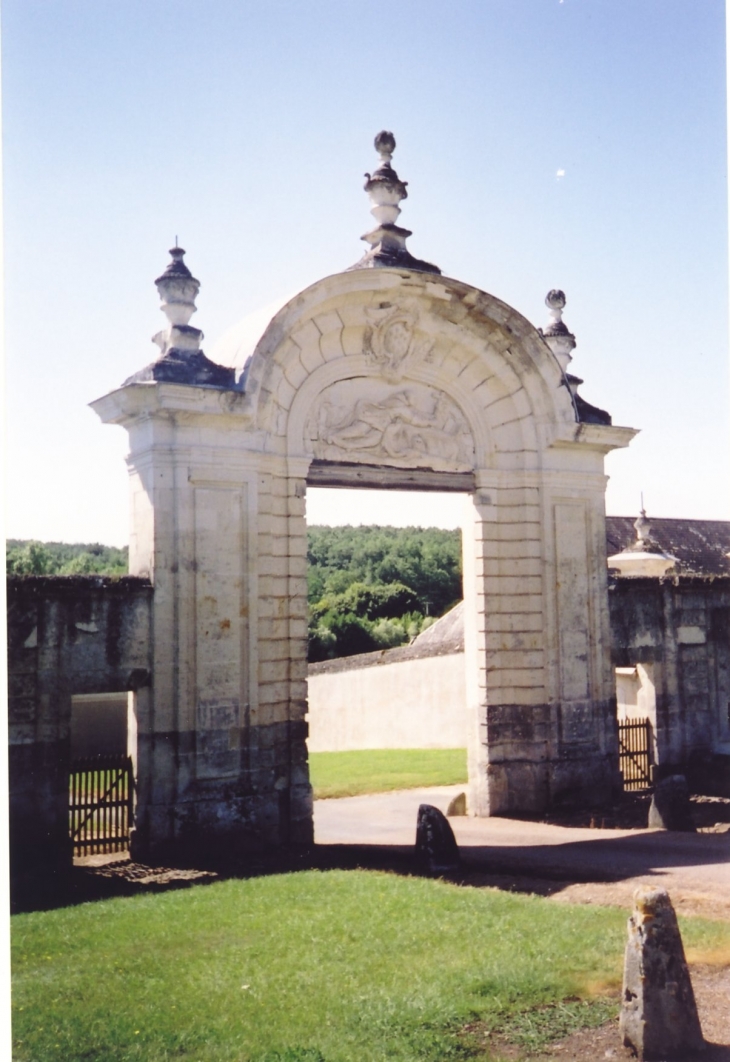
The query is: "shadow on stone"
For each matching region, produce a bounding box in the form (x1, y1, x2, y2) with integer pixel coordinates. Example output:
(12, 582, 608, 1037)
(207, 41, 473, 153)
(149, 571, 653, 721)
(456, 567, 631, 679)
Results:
(415, 803, 461, 876)
(648, 774, 696, 832)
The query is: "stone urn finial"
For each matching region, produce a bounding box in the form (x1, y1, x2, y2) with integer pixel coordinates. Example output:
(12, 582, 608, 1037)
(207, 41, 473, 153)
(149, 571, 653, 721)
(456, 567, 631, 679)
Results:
(634, 506, 652, 545)
(152, 244, 203, 357)
(545, 288, 566, 322)
(607, 504, 678, 576)
(364, 130, 408, 224)
(155, 245, 200, 327)
(540, 289, 576, 371)
(119, 242, 236, 388)
(350, 131, 440, 274)
(374, 129, 396, 164)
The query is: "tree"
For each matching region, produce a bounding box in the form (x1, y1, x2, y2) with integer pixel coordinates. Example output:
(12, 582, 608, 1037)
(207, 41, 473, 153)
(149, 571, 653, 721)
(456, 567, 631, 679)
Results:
(6, 541, 55, 575)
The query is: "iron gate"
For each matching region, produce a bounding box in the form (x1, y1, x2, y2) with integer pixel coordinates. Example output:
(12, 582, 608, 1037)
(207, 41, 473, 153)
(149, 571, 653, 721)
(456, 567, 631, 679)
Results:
(618, 718, 653, 791)
(69, 755, 134, 855)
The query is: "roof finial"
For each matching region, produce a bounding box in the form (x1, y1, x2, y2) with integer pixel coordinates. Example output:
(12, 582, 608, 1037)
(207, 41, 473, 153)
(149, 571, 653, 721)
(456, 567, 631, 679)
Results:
(606, 502, 678, 576)
(540, 289, 576, 371)
(152, 245, 202, 356)
(634, 502, 652, 545)
(349, 131, 440, 274)
(538, 289, 612, 426)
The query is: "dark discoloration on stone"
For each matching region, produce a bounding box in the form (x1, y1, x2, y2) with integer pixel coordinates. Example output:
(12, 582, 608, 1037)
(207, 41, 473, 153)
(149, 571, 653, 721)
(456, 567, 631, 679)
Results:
(415, 803, 460, 875)
(130, 719, 313, 866)
(574, 391, 612, 425)
(123, 348, 237, 389)
(608, 574, 730, 792)
(349, 244, 442, 275)
(648, 775, 696, 832)
(620, 887, 704, 1059)
(7, 576, 153, 879)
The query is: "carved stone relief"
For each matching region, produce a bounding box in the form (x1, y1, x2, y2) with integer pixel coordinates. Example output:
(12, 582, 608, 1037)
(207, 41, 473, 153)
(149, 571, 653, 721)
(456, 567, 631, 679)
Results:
(306, 379, 475, 472)
(363, 304, 434, 381)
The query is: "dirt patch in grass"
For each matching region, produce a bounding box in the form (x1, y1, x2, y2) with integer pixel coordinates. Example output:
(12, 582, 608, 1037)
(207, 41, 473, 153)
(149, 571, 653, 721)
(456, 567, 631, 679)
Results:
(466, 964, 730, 1061)
(457, 868, 730, 924)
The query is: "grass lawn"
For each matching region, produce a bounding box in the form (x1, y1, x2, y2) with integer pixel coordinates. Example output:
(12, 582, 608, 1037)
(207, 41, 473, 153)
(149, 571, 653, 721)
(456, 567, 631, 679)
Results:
(11, 870, 728, 1062)
(308, 748, 467, 799)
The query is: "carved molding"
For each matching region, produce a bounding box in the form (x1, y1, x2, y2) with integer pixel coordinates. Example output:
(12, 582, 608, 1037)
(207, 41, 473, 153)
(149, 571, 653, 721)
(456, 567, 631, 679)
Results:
(306, 379, 475, 472)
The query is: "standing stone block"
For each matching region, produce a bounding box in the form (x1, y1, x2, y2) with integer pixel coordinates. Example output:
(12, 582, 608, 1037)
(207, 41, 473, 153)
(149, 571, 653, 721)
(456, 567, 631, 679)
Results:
(648, 775, 696, 832)
(415, 804, 461, 875)
(446, 792, 467, 816)
(620, 887, 704, 1060)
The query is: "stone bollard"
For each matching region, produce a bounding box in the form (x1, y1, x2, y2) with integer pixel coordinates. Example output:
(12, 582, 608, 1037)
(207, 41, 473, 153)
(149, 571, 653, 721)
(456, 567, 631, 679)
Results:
(415, 804, 461, 875)
(620, 887, 704, 1060)
(648, 775, 696, 832)
(446, 791, 467, 817)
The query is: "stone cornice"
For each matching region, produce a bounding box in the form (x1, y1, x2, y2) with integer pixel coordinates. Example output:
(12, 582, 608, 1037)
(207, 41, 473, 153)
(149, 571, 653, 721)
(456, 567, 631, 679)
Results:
(551, 423, 639, 453)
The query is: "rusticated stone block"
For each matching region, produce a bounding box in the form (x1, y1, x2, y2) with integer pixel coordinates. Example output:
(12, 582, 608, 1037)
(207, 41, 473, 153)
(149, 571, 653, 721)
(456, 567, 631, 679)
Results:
(620, 887, 704, 1060)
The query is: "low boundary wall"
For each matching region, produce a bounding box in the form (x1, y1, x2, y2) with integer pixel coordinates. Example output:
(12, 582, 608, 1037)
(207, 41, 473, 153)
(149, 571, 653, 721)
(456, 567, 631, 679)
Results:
(308, 649, 466, 751)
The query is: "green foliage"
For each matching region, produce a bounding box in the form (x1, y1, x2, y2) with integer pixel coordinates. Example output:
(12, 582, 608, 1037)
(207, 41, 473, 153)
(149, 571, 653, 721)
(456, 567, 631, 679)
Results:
(311, 581, 420, 622)
(5, 541, 55, 575)
(370, 617, 409, 649)
(309, 748, 467, 799)
(311, 611, 378, 660)
(307, 526, 462, 661)
(307, 525, 462, 615)
(6, 539, 128, 577)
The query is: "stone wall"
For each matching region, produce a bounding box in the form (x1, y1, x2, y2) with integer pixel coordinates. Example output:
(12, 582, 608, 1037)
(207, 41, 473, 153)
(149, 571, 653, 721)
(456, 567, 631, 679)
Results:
(7, 575, 152, 875)
(307, 651, 466, 752)
(609, 575, 730, 790)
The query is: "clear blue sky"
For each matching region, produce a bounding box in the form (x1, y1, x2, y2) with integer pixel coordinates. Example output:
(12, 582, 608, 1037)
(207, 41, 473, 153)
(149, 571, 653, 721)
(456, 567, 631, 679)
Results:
(3, 0, 728, 544)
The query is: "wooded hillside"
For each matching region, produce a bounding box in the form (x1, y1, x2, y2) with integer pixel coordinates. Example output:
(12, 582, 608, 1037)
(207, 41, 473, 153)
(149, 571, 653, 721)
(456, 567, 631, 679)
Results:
(7, 527, 464, 661)
(6, 540, 129, 576)
(307, 525, 462, 661)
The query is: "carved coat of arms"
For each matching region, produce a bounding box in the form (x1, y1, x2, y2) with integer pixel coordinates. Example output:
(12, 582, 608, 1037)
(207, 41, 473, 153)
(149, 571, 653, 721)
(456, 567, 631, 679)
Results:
(363, 304, 433, 382)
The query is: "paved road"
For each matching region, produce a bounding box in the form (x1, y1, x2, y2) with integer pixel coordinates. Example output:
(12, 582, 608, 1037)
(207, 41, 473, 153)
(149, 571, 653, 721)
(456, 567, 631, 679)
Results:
(314, 786, 730, 918)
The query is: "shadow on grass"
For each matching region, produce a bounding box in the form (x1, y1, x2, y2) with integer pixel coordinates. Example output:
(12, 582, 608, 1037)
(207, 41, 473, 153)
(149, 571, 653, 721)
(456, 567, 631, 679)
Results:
(10, 819, 730, 915)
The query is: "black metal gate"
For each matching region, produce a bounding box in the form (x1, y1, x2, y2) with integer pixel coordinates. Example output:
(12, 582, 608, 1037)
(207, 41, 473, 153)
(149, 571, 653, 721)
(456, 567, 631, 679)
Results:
(69, 755, 134, 855)
(618, 718, 653, 791)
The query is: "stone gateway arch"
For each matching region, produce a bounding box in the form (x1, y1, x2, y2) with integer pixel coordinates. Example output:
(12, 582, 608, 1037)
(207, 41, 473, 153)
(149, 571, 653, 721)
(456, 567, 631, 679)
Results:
(93, 134, 636, 862)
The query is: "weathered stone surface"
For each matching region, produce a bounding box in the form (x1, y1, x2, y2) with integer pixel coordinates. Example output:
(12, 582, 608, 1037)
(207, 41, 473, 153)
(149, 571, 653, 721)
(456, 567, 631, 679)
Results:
(415, 804, 460, 874)
(620, 887, 704, 1060)
(86, 162, 636, 854)
(649, 775, 696, 832)
(6, 576, 153, 879)
(446, 792, 467, 816)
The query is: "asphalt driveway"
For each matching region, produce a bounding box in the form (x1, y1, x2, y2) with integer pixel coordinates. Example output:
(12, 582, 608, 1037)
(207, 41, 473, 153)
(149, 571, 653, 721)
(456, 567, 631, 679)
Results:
(314, 785, 730, 919)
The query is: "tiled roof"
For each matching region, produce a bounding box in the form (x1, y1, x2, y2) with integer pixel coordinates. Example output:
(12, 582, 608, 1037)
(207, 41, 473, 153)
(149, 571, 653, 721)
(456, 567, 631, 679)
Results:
(605, 517, 730, 577)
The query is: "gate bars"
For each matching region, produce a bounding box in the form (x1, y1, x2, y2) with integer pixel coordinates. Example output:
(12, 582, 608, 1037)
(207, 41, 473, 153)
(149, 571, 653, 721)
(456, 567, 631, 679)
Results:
(69, 755, 134, 855)
(618, 718, 653, 791)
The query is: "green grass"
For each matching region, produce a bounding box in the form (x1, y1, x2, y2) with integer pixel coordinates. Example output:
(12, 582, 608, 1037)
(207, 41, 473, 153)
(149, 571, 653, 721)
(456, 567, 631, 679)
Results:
(12, 870, 729, 1062)
(309, 748, 467, 799)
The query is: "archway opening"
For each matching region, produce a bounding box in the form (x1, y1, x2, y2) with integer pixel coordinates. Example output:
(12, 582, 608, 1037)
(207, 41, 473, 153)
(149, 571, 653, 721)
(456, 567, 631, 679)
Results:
(304, 485, 470, 845)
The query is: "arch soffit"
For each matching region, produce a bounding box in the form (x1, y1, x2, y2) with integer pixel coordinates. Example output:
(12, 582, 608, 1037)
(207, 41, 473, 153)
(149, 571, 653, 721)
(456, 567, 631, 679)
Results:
(244, 270, 576, 466)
